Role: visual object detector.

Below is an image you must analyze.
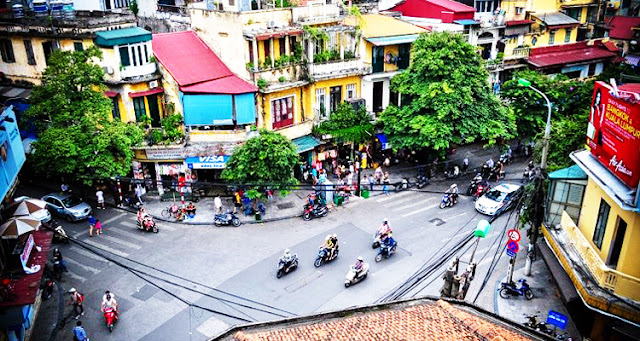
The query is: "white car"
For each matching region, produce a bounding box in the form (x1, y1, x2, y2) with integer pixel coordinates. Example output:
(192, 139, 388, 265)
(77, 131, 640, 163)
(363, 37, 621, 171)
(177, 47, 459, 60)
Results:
(475, 183, 523, 216)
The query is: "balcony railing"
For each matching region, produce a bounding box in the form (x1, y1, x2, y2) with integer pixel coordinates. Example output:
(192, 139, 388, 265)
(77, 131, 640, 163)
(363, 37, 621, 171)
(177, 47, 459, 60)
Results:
(188, 129, 249, 143)
(554, 212, 640, 302)
(505, 46, 530, 60)
(250, 64, 303, 84)
(291, 3, 342, 23)
(310, 58, 362, 78)
(121, 63, 157, 79)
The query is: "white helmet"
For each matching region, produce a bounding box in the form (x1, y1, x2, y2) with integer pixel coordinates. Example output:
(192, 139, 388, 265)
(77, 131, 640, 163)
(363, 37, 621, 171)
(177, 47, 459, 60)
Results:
(451, 184, 458, 188)
(357, 256, 363, 261)
(332, 234, 337, 238)
(284, 249, 291, 255)
(68, 288, 76, 293)
(326, 234, 331, 240)
(383, 218, 388, 223)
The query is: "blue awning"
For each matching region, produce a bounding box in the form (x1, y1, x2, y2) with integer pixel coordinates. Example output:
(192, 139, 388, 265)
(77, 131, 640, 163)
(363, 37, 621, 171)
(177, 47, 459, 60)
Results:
(548, 164, 587, 180)
(376, 133, 391, 150)
(365, 34, 421, 46)
(95, 27, 152, 47)
(292, 135, 321, 153)
(453, 19, 479, 26)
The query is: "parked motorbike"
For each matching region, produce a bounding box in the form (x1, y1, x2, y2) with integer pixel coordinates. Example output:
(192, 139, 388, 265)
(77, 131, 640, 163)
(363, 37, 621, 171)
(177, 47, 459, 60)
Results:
(103, 307, 117, 332)
(394, 178, 412, 192)
(137, 217, 159, 233)
(439, 193, 457, 209)
(375, 238, 398, 262)
(123, 194, 142, 209)
(276, 253, 298, 278)
(302, 204, 328, 221)
(444, 166, 461, 179)
(40, 272, 54, 300)
(52, 261, 64, 280)
(523, 312, 555, 335)
(344, 263, 369, 288)
(466, 174, 483, 196)
(314, 246, 339, 267)
(499, 279, 533, 299)
(214, 211, 241, 227)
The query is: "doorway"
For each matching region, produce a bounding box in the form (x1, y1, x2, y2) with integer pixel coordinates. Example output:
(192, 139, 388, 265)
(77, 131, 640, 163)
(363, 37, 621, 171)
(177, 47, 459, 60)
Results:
(373, 81, 383, 112)
(329, 86, 342, 113)
(372, 46, 384, 73)
(147, 94, 161, 127)
(607, 217, 627, 269)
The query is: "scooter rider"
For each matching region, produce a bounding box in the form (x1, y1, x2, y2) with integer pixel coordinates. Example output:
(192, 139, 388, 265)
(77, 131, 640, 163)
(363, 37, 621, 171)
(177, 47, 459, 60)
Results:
(378, 218, 392, 239)
(53, 248, 67, 272)
(329, 234, 338, 258)
(446, 184, 459, 204)
(281, 249, 294, 265)
(101, 290, 119, 319)
(354, 256, 364, 274)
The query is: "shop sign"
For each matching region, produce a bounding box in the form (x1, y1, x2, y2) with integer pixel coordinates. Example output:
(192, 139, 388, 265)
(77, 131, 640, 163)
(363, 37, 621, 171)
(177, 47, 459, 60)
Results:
(20, 234, 34, 268)
(186, 156, 229, 169)
(145, 148, 184, 160)
(587, 82, 640, 188)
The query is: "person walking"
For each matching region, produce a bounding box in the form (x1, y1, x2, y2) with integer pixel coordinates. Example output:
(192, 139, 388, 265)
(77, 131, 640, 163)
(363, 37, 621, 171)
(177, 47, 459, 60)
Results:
(95, 219, 102, 236)
(87, 215, 96, 237)
(135, 184, 144, 205)
(68, 288, 85, 319)
(72, 321, 89, 341)
(382, 172, 390, 196)
(233, 191, 242, 214)
(214, 195, 223, 214)
(368, 173, 375, 191)
(95, 188, 104, 210)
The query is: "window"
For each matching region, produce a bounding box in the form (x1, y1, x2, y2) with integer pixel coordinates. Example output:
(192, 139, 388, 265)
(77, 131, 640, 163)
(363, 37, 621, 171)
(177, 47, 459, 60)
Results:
(0, 39, 15, 63)
(23, 40, 35, 65)
(593, 199, 610, 249)
(137, 45, 143, 66)
(264, 40, 271, 61)
(346, 84, 356, 99)
(119, 46, 130, 67)
(475, 0, 494, 13)
(228, 0, 234, 6)
(397, 43, 410, 70)
(143, 44, 149, 63)
(315, 88, 327, 119)
(133, 97, 147, 122)
(549, 30, 556, 45)
(565, 28, 572, 43)
(74, 42, 83, 51)
(272, 96, 294, 129)
(515, 6, 524, 15)
(111, 97, 120, 120)
(565, 8, 582, 21)
(279, 37, 286, 56)
(546, 180, 586, 225)
(42, 41, 55, 64)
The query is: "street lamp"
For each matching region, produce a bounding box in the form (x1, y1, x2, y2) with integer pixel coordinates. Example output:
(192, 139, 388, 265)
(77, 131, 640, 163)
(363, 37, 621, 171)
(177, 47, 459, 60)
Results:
(518, 78, 552, 172)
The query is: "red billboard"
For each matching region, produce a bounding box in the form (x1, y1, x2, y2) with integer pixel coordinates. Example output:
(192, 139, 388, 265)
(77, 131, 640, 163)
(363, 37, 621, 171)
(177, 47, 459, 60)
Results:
(587, 81, 640, 189)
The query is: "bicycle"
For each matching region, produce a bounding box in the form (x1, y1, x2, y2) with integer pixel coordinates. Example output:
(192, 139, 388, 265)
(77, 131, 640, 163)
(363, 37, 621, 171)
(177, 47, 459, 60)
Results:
(161, 203, 180, 219)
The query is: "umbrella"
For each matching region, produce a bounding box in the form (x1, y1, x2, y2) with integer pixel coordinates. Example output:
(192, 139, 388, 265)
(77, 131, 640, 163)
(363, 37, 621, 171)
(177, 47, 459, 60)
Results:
(0, 217, 40, 239)
(8, 199, 48, 216)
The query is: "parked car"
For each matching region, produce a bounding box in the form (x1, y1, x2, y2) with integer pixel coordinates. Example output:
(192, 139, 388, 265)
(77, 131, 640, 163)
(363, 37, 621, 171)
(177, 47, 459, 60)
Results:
(41, 193, 92, 221)
(474, 183, 523, 216)
(10, 196, 52, 222)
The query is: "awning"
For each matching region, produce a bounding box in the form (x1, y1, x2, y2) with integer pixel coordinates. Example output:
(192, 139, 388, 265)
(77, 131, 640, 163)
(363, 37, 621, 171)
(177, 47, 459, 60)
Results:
(506, 19, 534, 26)
(376, 133, 391, 150)
(128, 87, 164, 98)
(104, 91, 118, 98)
(255, 29, 303, 41)
(95, 27, 152, 47)
(548, 164, 587, 180)
(0, 86, 31, 100)
(365, 34, 421, 46)
(453, 19, 479, 26)
(532, 12, 580, 28)
(292, 135, 321, 153)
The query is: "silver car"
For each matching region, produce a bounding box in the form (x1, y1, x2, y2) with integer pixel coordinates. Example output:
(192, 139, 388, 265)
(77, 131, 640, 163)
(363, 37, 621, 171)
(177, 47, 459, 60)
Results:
(41, 193, 92, 221)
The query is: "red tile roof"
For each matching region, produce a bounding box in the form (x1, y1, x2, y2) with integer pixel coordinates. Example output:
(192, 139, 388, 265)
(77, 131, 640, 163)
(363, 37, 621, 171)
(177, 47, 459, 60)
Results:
(128, 87, 164, 98)
(506, 19, 534, 26)
(224, 299, 539, 341)
(528, 41, 619, 68)
(608, 16, 640, 40)
(0, 231, 52, 308)
(419, 0, 475, 12)
(152, 31, 256, 94)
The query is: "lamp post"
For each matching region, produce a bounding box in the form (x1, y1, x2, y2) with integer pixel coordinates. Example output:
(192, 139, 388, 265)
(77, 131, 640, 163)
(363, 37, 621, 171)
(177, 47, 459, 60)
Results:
(518, 78, 552, 276)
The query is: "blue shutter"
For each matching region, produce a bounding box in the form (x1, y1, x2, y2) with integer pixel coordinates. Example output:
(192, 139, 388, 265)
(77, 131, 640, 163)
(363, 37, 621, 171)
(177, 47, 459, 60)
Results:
(235, 93, 257, 125)
(183, 94, 234, 126)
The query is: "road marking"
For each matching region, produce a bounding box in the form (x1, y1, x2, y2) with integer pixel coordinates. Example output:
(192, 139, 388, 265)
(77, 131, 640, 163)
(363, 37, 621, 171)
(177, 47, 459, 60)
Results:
(106, 227, 152, 244)
(401, 203, 438, 217)
(376, 191, 413, 203)
(72, 231, 87, 239)
(69, 246, 110, 263)
(82, 239, 129, 258)
(99, 234, 142, 250)
(102, 212, 127, 225)
(64, 269, 86, 283)
(65, 257, 101, 274)
(385, 195, 420, 207)
(441, 230, 474, 243)
(156, 222, 176, 231)
(392, 197, 436, 211)
(120, 220, 176, 232)
(443, 212, 468, 221)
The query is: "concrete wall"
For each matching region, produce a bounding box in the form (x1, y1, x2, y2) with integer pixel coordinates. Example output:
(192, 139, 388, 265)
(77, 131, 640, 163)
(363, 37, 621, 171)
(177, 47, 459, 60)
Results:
(138, 14, 191, 33)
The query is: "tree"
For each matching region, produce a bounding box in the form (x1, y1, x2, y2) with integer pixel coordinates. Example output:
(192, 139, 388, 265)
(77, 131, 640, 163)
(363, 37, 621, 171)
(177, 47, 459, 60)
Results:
(222, 129, 299, 187)
(378, 32, 515, 151)
(23, 47, 143, 184)
(314, 102, 374, 153)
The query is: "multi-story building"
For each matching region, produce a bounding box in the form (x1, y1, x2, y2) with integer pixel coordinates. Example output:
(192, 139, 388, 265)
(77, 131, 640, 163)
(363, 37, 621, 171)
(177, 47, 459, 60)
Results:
(0, 10, 162, 125)
(542, 81, 640, 340)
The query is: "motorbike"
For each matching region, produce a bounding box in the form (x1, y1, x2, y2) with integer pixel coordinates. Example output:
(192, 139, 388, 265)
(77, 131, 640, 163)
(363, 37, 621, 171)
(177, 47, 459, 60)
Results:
(123, 194, 142, 209)
(523, 167, 535, 182)
(276, 254, 298, 278)
(52, 260, 64, 280)
(375, 238, 398, 262)
(499, 279, 533, 300)
(523, 313, 555, 335)
(499, 152, 512, 165)
(416, 174, 430, 189)
(474, 182, 490, 201)
(40, 273, 54, 300)
(103, 307, 117, 332)
(214, 211, 241, 227)
(314, 246, 339, 267)
(302, 204, 328, 221)
(344, 263, 369, 288)
(137, 217, 159, 233)
(394, 177, 412, 192)
(466, 174, 483, 196)
(444, 166, 461, 179)
(371, 230, 390, 249)
(439, 193, 457, 209)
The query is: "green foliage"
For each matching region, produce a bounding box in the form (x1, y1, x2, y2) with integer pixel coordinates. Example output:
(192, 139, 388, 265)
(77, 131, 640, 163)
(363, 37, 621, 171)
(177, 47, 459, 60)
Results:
(160, 113, 184, 142)
(315, 102, 373, 144)
(539, 112, 588, 171)
(292, 43, 303, 62)
(596, 63, 637, 83)
(378, 32, 515, 151)
(128, 0, 139, 15)
(257, 78, 268, 89)
(23, 47, 144, 184)
(278, 76, 286, 83)
(274, 0, 293, 7)
(246, 62, 254, 70)
(344, 50, 355, 59)
(275, 55, 290, 68)
(303, 26, 329, 41)
(146, 129, 164, 146)
(222, 129, 299, 187)
(262, 56, 273, 69)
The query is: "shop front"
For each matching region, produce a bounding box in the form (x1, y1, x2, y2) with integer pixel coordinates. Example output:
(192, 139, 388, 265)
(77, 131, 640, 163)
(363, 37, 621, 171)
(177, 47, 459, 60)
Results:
(133, 147, 189, 196)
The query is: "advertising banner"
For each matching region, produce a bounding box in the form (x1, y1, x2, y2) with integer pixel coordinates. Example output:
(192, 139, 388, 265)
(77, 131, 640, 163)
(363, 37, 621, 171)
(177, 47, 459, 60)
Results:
(185, 156, 229, 169)
(587, 81, 640, 189)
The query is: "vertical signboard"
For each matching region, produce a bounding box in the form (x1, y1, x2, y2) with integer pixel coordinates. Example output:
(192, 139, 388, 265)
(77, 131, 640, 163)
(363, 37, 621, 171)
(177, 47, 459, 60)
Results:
(587, 81, 640, 189)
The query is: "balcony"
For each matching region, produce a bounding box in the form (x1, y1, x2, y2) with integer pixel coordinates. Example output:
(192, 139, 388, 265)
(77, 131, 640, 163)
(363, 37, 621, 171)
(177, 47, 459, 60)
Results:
(271, 120, 314, 140)
(505, 46, 530, 60)
(292, 3, 343, 24)
(188, 129, 249, 143)
(543, 212, 640, 323)
(121, 63, 157, 80)
(250, 63, 303, 84)
(310, 58, 364, 79)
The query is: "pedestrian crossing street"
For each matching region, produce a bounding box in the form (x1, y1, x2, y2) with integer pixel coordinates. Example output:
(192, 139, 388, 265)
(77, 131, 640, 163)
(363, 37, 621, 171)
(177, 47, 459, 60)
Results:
(61, 214, 177, 284)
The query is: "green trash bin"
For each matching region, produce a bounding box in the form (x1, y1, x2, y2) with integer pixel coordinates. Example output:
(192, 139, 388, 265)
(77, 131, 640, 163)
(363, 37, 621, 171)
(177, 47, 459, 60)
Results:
(334, 195, 344, 206)
(255, 212, 262, 221)
(361, 190, 370, 199)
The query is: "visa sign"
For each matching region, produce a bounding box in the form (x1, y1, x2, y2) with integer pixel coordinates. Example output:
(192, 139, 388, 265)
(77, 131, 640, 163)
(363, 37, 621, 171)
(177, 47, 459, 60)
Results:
(185, 156, 229, 169)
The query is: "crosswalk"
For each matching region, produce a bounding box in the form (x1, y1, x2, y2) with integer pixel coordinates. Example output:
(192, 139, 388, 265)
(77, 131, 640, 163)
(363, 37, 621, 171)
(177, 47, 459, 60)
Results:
(59, 214, 178, 284)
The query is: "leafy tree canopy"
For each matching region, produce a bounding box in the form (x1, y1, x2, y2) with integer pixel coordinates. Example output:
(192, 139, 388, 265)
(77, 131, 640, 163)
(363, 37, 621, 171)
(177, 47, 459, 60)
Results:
(222, 129, 299, 187)
(314, 102, 374, 144)
(23, 47, 143, 184)
(378, 31, 515, 151)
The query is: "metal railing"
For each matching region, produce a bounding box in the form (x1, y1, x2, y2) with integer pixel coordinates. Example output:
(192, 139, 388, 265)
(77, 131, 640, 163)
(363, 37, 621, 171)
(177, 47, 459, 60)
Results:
(505, 46, 530, 59)
(291, 3, 342, 23)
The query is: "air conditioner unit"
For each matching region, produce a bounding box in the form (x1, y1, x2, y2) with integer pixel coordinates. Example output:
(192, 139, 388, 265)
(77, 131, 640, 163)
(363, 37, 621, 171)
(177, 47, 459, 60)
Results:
(149, 80, 159, 88)
(103, 66, 114, 75)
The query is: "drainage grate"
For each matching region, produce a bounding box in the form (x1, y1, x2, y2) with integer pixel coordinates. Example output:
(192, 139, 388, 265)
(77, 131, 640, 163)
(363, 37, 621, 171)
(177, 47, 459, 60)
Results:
(276, 202, 295, 210)
(429, 218, 445, 226)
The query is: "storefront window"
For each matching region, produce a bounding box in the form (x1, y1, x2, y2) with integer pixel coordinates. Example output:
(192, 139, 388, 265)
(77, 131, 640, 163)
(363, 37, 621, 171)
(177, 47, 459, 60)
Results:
(272, 96, 294, 129)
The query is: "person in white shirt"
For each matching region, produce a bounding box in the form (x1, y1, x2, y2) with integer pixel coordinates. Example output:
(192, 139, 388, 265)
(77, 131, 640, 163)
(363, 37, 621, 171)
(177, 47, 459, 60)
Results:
(96, 189, 105, 209)
(214, 195, 223, 214)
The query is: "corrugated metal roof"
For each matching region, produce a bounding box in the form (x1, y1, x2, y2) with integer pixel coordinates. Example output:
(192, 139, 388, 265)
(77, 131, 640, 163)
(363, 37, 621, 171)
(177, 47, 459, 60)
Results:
(344, 14, 426, 38)
(365, 34, 421, 46)
(292, 135, 321, 153)
(532, 12, 580, 27)
(528, 42, 618, 68)
(95, 27, 151, 47)
(608, 16, 640, 40)
(180, 76, 257, 94)
(548, 164, 587, 180)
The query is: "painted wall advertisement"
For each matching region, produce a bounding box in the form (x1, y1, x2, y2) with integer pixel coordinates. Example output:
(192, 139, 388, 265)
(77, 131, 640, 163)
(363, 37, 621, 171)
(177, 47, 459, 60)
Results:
(587, 81, 640, 189)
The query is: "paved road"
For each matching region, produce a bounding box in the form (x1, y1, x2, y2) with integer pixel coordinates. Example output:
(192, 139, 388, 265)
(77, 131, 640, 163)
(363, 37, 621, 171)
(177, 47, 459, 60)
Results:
(29, 167, 546, 341)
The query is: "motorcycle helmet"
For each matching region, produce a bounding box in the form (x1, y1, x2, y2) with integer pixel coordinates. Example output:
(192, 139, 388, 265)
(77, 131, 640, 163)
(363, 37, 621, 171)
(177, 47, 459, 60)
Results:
(326, 234, 331, 240)
(357, 256, 363, 261)
(451, 184, 457, 189)
(332, 234, 337, 239)
(383, 218, 388, 224)
(68, 288, 76, 293)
